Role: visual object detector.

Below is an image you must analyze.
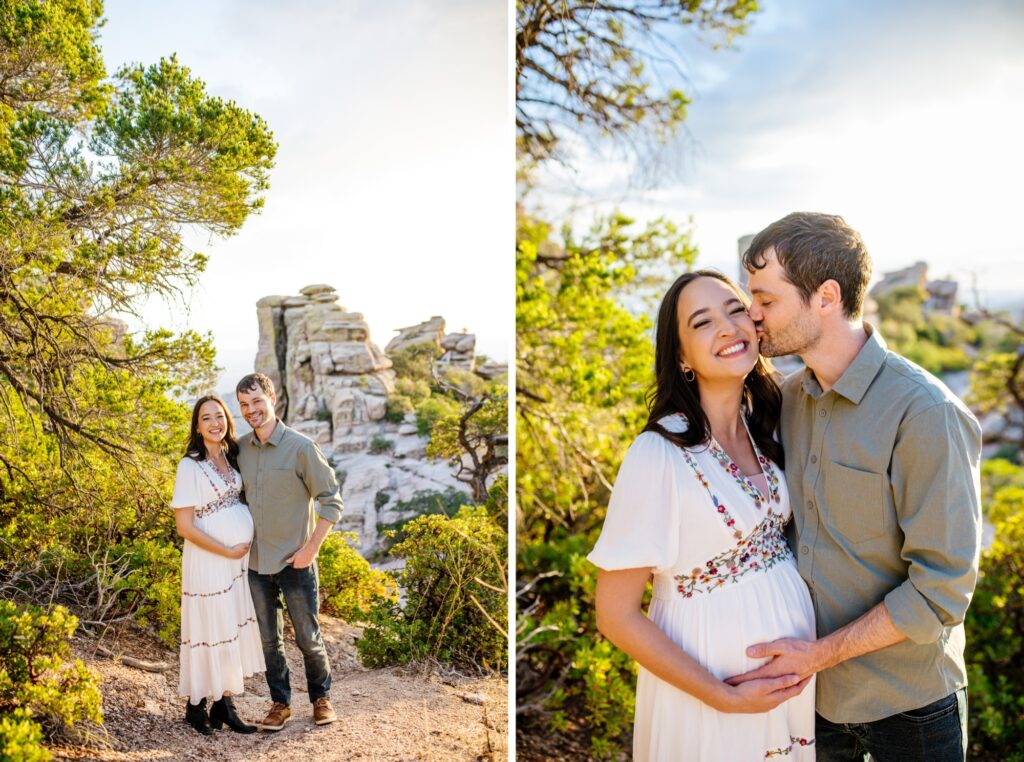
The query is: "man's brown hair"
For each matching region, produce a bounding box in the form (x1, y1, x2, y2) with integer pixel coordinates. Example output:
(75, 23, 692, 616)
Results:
(236, 372, 275, 397)
(742, 212, 872, 319)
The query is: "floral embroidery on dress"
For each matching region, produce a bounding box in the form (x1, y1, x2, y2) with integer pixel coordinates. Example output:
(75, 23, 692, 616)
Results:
(674, 510, 793, 597)
(670, 412, 780, 508)
(180, 617, 257, 649)
(671, 423, 793, 597)
(208, 459, 237, 486)
(194, 488, 243, 519)
(678, 449, 744, 540)
(182, 568, 248, 598)
(194, 460, 242, 518)
(765, 736, 815, 757)
(700, 421, 781, 508)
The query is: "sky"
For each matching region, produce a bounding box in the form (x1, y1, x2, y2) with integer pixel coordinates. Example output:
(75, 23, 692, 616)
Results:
(101, 0, 509, 390)
(533, 0, 1024, 310)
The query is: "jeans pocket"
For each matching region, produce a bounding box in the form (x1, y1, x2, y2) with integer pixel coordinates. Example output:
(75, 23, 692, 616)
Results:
(896, 693, 958, 724)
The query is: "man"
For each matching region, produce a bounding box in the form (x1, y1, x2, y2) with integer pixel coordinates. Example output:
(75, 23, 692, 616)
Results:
(732, 212, 982, 760)
(236, 372, 342, 730)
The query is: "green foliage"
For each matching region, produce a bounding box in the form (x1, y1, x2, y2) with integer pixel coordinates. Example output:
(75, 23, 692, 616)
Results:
(369, 435, 394, 454)
(113, 537, 182, 647)
(0, 601, 102, 757)
(965, 461, 1024, 760)
(426, 380, 508, 503)
(0, 708, 49, 762)
(0, 0, 275, 658)
(970, 352, 1019, 415)
(358, 504, 507, 672)
(0, 0, 109, 178)
(317, 532, 395, 623)
(374, 487, 470, 557)
(874, 287, 972, 374)
(391, 487, 470, 519)
(516, 207, 696, 755)
(386, 347, 457, 436)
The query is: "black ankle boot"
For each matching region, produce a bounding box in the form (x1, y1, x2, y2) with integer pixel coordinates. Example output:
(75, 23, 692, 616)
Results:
(185, 698, 213, 735)
(210, 695, 257, 733)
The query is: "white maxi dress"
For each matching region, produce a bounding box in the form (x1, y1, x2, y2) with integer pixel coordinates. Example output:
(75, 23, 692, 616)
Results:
(171, 456, 265, 703)
(589, 414, 816, 761)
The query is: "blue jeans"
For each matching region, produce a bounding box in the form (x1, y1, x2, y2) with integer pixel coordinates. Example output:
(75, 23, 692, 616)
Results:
(248, 562, 331, 705)
(816, 689, 967, 762)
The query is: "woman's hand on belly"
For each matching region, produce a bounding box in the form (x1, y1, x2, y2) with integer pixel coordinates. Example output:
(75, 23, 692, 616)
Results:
(714, 673, 812, 714)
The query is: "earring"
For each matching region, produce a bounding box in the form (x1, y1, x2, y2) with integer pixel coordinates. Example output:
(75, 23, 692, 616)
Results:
(680, 363, 695, 382)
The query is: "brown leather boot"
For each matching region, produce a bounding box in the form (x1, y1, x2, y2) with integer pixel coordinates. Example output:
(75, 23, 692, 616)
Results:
(312, 696, 337, 726)
(259, 702, 291, 731)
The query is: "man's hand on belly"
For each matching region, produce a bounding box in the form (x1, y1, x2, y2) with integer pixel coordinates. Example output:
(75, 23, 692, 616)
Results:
(724, 637, 829, 685)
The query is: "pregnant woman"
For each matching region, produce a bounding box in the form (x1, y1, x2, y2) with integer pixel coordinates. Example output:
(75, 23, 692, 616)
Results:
(171, 395, 265, 734)
(589, 270, 816, 760)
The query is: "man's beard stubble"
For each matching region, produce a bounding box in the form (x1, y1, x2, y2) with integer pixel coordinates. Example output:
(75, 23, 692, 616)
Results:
(757, 314, 821, 359)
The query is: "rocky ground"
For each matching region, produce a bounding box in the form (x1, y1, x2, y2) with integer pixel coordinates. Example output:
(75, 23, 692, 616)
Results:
(51, 615, 507, 762)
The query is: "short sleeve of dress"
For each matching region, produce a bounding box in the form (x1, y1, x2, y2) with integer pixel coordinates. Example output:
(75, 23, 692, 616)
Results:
(587, 431, 682, 574)
(170, 458, 199, 509)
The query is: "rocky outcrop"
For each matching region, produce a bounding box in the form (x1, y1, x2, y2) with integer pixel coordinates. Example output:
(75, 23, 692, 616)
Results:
(251, 286, 499, 555)
(438, 332, 476, 371)
(254, 285, 395, 456)
(385, 317, 445, 355)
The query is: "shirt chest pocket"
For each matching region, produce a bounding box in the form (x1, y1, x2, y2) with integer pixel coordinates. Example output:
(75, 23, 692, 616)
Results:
(823, 461, 888, 545)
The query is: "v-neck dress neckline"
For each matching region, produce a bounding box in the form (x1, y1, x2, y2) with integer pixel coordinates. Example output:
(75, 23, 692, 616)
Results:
(703, 415, 781, 509)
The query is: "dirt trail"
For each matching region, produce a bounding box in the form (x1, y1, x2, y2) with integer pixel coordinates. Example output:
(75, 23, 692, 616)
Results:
(52, 616, 507, 761)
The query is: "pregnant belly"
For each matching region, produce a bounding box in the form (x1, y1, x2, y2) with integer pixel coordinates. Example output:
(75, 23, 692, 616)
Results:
(648, 563, 815, 681)
(197, 503, 254, 547)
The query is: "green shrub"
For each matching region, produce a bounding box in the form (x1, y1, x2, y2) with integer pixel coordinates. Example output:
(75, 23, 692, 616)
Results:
(374, 490, 391, 510)
(374, 488, 469, 557)
(981, 458, 1024, 505)
(413, 396, 460, 438)
(317, 532, 396, 622)
(115, 537, 182, 648)
(383, 403, 406, 424)
(0, 709, 49, 762)
(357, 505, 507, 671)
(369, 435, 394, 454)
(0, 602, 102, 757)
(966, 475, 1024, 760)
(518, 530, 639, 758)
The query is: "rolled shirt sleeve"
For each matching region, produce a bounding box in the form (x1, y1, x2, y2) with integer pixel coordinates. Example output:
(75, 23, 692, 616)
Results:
(884, 401, 982, 644)
(297, 440, 344, 525)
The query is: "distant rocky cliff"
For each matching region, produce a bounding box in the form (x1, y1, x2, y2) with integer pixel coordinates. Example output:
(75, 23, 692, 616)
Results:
(252, 284, 506, 556)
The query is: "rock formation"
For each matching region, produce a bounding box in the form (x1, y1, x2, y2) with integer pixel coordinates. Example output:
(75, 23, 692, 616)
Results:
(252, 287, 504, 555)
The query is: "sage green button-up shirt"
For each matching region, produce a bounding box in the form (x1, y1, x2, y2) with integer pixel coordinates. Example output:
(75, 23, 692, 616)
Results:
(237, 420, 344, 575)
(781, 327, 982, 723)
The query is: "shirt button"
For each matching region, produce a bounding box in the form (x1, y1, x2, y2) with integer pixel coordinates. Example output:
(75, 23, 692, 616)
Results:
(801, 545, 809, 555)
(807, 500, 814, 510)
(819, 409, 827, 418)
(810, 455, 818, 464)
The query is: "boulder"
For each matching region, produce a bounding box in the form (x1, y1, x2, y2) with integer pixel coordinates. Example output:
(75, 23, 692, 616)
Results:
(385, 317, 445, 355)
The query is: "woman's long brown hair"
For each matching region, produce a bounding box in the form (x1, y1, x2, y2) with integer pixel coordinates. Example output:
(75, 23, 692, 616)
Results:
(643, 269, 784, 468)
(184, 395, 241, 472)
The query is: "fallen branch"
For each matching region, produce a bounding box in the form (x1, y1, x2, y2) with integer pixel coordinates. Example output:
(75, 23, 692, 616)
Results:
(94, 644, 173, 673)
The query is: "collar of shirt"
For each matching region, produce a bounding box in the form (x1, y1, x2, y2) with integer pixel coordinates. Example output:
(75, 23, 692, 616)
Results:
(249, 417, 286, 447)
(800, 324, 888, 405)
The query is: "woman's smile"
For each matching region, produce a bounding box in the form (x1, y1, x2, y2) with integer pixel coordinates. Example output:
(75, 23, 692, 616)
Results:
(716, 340, 750, 358)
